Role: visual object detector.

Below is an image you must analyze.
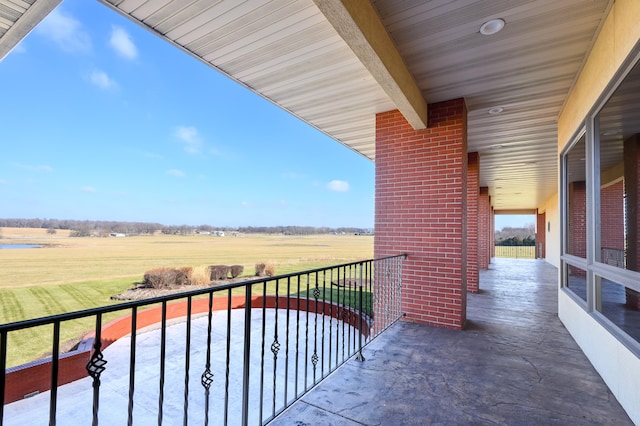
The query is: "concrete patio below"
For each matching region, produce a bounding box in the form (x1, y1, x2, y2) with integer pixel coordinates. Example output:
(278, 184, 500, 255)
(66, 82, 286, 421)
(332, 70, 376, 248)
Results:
(270, 258, 634, 425)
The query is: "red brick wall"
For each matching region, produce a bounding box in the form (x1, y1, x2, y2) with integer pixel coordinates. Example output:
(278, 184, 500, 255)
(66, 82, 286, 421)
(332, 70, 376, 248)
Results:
(467, 152, 479, 292)
(536, 211, 546, 259)
(374, 99, 467, 329)
(567, 180, 586, 278)
(624, 135, 640, 272)
(491, 204, 495, 258)
(624, 135, 640, 308)
(479, 187, 490, 269)
(600, 180, 624, 252)
(568, 181, 586, 259)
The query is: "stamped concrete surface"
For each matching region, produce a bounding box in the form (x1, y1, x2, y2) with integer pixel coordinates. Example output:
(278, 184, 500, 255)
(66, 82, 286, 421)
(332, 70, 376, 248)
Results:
(270, 258, 634, 425)
(4, 309, 355, 426)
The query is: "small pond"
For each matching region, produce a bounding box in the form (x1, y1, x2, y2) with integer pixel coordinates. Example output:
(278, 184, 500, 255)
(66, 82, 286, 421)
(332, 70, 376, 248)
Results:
(0, 244, 43, 249)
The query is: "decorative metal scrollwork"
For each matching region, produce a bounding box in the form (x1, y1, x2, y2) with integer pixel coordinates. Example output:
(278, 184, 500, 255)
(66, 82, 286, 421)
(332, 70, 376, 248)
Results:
(313, 286, 321, 300)
(311, 351, 319, 368)
(271, 339, 281, 356)
(86, 349, 107, 380)
(201, 368, 214, 390)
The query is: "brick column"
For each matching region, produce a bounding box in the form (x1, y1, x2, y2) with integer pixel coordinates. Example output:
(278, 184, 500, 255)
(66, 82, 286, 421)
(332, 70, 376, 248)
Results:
(536, 210, 546, 259)
(490, 204, 495, 259)
(374, 99, 467, 329)
(624, 135, 640, 309)
(467, 152, 479, 293)
(479, 187, 490, 269)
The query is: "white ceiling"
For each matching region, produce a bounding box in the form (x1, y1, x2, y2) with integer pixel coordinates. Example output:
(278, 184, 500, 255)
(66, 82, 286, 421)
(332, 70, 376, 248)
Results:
(1, 0, 614, 211)
(0, 0, 62, 60)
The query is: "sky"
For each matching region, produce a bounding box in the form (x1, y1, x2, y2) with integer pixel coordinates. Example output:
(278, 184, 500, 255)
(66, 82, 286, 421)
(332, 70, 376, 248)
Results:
(0, 0, 375, 228)
(495, 214, 535, 231)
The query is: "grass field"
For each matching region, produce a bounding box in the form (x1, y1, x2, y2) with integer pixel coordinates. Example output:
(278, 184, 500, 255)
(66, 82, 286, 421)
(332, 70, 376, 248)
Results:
(0, 228, 373, 366)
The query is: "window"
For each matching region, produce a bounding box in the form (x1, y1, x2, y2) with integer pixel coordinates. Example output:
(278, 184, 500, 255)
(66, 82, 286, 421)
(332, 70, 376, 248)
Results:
(597, 60, 640, 273)
(597, 276, 640, 342)
(562, 52, 640, 348)
(565, 134, 586, 259)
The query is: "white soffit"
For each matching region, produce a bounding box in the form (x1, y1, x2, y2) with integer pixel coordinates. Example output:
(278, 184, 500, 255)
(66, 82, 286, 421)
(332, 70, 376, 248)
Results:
(0, 0, 62, 61)
(43, 0, 613, 211)
(99, 0, 397, 161)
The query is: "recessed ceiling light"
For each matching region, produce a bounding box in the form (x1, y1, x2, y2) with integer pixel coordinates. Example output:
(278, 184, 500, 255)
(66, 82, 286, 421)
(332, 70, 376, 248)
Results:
(601, 130, 620, 136)
(489, 144, 503, 150)
(480, 18, 505, 35)
(488, 107, 504, 115)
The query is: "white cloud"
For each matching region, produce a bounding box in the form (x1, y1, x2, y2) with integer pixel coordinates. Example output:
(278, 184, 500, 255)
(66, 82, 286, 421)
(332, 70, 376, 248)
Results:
(174, 126, 203, 154)
(15, 163, 53, 173)
(36, 8, 91, 53)
(81, 186, 96, 193)
(327, 180, 350, 192)
(167, 169, 185, 177)
(90, 70, 117, 90)
(109, 26, 137, 60)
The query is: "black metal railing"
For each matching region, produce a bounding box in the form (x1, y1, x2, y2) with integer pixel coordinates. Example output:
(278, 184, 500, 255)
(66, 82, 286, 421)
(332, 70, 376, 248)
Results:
(601, 247, 625, 268)
(1, 254, 405, 426)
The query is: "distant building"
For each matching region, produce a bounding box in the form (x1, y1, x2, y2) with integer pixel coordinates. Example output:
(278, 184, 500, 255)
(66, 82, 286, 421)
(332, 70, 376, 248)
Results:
(109, 233, 125, 238)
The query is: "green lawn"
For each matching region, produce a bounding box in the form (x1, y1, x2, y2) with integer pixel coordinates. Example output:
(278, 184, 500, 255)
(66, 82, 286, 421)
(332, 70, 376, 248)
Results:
(0, 230, 373, 366)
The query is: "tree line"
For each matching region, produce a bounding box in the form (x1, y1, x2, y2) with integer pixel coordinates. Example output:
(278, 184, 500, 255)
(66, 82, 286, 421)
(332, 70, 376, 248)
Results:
(495, 225, 536, 246)
(0, 218, 371, 237)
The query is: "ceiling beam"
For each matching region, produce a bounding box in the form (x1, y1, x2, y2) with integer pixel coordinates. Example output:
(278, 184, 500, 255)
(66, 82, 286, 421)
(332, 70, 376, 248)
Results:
(0, 0, 62, 62)
(313, 0, 427, 129)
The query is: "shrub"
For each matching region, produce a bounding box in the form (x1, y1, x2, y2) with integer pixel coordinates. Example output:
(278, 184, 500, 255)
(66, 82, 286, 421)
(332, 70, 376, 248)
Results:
(208, 265, 219, 280)
(190, 265, 211, 286)
(230, 265, 244, 278)
(265, 264, 275, 277)
(255, 263, 266, 277)
(174, 269, 189, 286)
(209, 265, 230, 280)
(219, 265, 230, 280)
(142, 268, 188, 289)
(180, 266, 193, 284)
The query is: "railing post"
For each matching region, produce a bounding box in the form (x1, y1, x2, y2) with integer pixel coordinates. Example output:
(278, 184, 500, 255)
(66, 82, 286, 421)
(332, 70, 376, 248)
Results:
(355, 262, 365, 362)
(87, 314, 106, 426)
(241, 282, 252, 425)
(0, 331, 7, 426)
(49, 322, 61, 426)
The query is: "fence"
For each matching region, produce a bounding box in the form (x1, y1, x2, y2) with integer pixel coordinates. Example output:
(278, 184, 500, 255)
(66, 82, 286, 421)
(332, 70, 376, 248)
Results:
(1, 255, 405, 426)
(494, 246, 536, 259)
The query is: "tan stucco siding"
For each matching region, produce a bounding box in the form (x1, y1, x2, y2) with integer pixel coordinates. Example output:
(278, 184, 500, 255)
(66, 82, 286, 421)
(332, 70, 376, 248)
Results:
(558, 0, 640, 148)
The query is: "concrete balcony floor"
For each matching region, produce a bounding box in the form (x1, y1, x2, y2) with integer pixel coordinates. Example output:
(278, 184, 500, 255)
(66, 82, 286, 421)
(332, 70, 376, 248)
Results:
(270, 258, 634, 425)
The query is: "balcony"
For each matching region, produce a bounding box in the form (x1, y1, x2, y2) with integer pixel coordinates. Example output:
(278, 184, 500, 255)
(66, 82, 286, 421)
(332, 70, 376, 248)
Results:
(271, 258, 633, 425)
(1, 256, 404, 425)
(1, 257, 633, 425)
